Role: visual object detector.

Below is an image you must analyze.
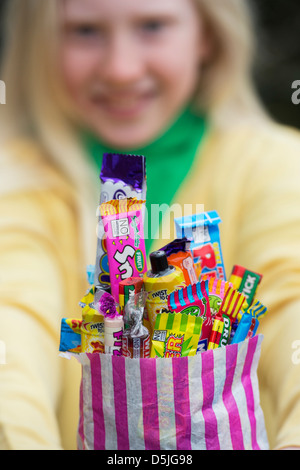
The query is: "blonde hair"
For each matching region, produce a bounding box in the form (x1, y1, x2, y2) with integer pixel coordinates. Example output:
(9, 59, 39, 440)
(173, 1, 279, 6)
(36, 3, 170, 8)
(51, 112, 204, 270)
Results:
(0, 0, 268, 260)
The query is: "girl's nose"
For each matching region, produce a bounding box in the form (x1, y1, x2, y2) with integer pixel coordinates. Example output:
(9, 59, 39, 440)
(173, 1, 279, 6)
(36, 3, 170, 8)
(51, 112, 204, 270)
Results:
(100, 31, 144, 86)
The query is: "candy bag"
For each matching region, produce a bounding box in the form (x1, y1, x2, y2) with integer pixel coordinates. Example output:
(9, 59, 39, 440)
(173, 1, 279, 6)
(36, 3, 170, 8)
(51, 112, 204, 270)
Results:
(167, 280, 212, 352)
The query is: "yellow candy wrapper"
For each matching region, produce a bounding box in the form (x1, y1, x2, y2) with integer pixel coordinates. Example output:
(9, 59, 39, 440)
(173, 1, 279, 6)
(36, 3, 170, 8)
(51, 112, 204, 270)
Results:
(150, 312, 203, 358)
(81, 304, 105, 354)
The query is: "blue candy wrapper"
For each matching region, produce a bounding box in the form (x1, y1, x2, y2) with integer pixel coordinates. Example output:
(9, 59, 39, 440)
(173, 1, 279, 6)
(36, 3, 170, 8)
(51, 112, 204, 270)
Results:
(175, 211, 226, 280)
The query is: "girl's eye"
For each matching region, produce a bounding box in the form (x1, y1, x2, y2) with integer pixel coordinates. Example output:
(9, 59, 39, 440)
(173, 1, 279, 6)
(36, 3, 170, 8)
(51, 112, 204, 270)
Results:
(73, 25, 99, 37)
(65, 23, 104, 41)
(140, 20, 166, 34)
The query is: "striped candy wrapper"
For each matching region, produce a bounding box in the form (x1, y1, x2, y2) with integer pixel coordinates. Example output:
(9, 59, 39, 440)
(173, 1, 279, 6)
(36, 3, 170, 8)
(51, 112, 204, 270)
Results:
(75, 335, 269, 450)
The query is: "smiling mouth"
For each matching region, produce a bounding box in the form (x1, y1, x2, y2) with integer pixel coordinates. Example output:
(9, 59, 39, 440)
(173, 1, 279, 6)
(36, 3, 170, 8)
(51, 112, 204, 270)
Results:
(91, 91, 156, 119)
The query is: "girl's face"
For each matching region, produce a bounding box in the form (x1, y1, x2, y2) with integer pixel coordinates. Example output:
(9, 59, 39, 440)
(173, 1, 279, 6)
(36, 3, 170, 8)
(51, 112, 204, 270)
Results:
(60, 0, 208, 149)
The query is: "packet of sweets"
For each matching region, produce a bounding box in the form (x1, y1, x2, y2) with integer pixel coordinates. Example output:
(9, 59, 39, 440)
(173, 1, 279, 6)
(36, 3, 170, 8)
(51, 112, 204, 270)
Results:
(159, 238, 198, 285)
(79, 286, 95, 309)
(231, 300, 267, 344)
(143, 250, 186, 337)
(167, 280, 212, 352)
(100, 198, 148, 303)
(203, 276, 233, 318)
(119, 277, 144, 324)
(208, 288, 246, 349)
(95, 153, 147, 290)
(81, 305, 105, 354)
(98, 291, 124, 356)
(122, 291, 150, 358)
(59, 318, 82, 354)
(150, 312, 203, 358)
(175, 211, 226, 280)
(229, 265, 263, 307)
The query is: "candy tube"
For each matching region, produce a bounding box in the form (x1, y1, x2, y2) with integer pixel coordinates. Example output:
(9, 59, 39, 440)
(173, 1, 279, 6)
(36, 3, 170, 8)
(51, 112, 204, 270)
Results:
(100, 198, 148, 302)
(95, 153, 147, 289)
(99, 291, 124, 356)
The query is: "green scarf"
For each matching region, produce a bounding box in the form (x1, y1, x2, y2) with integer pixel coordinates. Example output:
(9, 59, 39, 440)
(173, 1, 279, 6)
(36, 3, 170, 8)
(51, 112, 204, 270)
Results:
(82, 107, 207, 254)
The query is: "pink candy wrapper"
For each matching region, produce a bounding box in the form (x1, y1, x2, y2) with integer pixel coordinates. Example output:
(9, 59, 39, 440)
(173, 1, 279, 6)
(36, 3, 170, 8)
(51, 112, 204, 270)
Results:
(100, 198, 147, 302)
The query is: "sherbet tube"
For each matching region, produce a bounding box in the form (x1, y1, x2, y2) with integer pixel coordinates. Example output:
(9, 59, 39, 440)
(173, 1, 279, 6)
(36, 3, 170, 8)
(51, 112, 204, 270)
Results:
(98, 291, 124, 356)
(100, 198, 148, 302)
(95, 153, 147, 289)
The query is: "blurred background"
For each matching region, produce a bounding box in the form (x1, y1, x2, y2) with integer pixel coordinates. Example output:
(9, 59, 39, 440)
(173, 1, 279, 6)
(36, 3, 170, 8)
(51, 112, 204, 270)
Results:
(0, 0, 299, 129)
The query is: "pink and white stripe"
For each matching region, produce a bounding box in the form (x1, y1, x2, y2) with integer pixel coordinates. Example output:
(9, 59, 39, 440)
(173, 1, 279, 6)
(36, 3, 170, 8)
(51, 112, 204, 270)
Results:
(76, 335, 269, 450)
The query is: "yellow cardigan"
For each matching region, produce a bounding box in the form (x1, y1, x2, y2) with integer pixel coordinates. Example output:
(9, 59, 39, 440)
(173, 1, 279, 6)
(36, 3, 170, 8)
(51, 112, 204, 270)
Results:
(1, 121, 300, 450)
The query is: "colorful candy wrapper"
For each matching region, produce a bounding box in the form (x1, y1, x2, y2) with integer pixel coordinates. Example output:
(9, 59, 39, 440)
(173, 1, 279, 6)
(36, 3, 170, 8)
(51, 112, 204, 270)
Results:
(122, 291, 150, 358)
(150, 312, 203, 358)
(143, 251, 186, 337)
(95, 153, 147, 290)
(208, 287, 246, 349)
(98, 291, 124, 356)
(175, 210, 226, 280)
(203, 276, 233, 318)
(159, 238, 198, 285)
(59, 318, 82, 353)
(167, 280, 212, 352)
(119, 277, 144, 324)
(86, 265, 95, 285)
(229, 265, 263, 307)
(100, 198, 147, 303)
(231, 300, 267, 344)
(81, 304, 105, 354)
(79, 286, 95, 309)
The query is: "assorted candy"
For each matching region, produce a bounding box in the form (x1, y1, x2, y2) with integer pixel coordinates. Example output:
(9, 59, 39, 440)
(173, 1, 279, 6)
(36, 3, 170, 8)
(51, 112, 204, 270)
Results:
(59, 153, 268, 359)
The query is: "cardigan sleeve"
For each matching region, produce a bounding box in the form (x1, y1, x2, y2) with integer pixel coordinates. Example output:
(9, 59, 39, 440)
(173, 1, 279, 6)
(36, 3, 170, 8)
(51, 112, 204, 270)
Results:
(234, 126, 300, 449)
(0, 138, 85, 449)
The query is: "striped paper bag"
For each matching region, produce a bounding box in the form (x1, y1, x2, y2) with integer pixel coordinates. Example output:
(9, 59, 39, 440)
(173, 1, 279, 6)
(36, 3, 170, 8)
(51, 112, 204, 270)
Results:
(76, 335, 269, 450)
